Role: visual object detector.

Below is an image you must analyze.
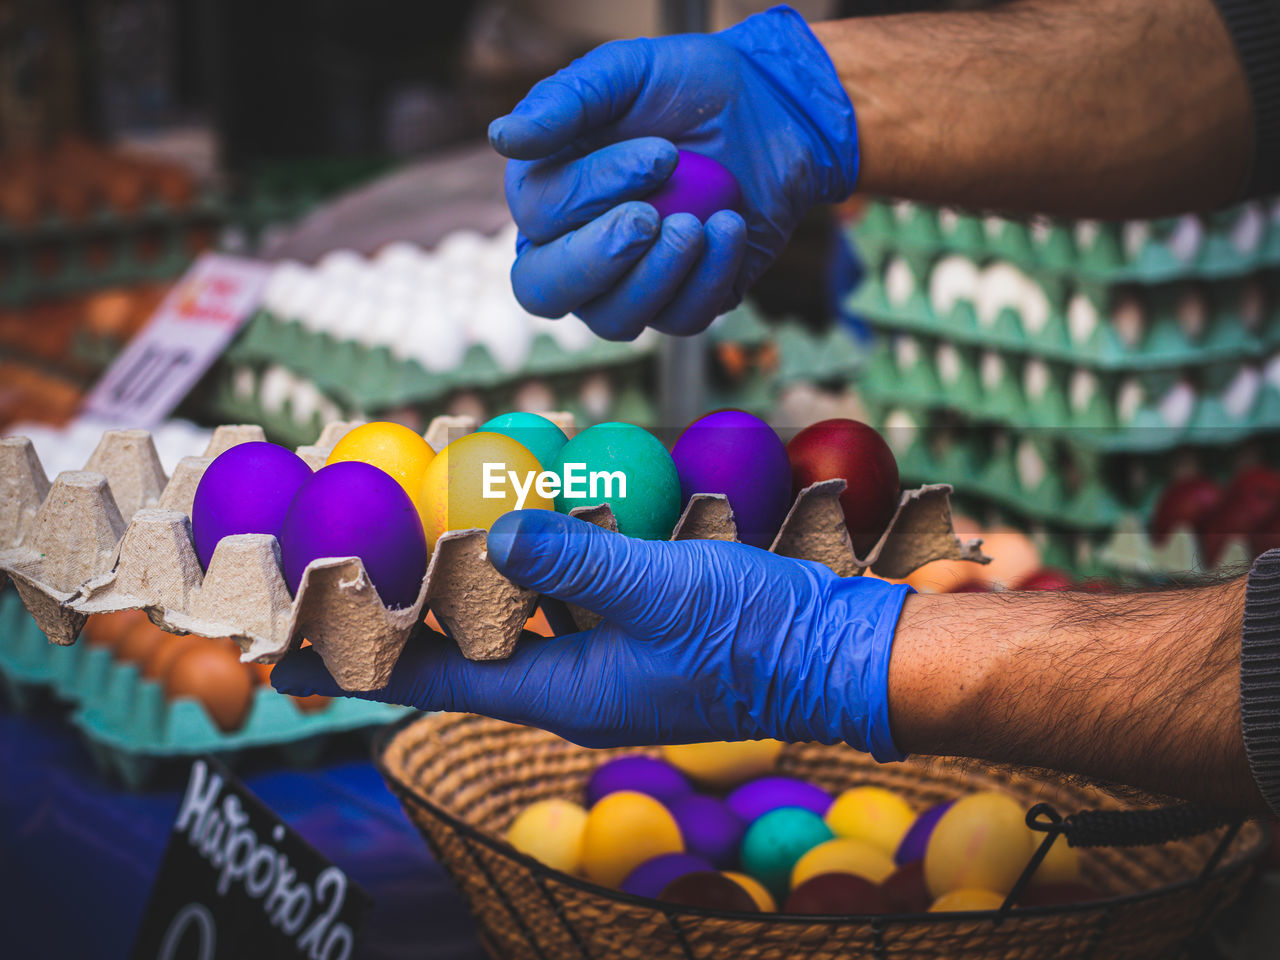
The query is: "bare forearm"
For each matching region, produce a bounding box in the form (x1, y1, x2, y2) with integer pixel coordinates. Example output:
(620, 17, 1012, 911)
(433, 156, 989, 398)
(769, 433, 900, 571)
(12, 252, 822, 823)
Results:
(811, 0, 1251, 218)
(887, 579, 1262, 812)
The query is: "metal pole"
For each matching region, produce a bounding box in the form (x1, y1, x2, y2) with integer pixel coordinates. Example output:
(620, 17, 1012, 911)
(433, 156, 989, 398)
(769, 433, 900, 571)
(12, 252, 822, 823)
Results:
(656, 0, 711, 432)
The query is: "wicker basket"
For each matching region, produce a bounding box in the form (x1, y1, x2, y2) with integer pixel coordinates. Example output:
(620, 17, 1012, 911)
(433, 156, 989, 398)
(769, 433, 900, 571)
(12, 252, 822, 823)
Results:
(376, 713, 1265, 960)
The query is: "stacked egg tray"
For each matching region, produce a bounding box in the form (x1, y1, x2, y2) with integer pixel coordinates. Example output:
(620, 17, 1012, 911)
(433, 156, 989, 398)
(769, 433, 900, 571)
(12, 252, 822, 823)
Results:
(0, 415, 983, 696)
(0, 190, 224, 308)
(846, 198, 1280, 573)
(0, 591, 407, 789)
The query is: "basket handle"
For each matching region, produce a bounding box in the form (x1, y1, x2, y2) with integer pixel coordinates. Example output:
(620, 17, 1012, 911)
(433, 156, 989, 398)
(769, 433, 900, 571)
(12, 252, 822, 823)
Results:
(995, 802, 1245, 920)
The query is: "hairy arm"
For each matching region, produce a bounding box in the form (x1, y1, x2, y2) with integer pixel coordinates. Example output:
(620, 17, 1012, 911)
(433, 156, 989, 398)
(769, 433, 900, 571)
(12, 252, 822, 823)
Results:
(888, 578, 1261, 811)
(811, 0, 1252, 218)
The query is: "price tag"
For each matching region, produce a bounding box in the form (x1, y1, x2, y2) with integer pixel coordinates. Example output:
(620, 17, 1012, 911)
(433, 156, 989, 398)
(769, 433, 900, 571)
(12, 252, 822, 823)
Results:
(131, 757, 370, 960)
(83, 253, 271, 428)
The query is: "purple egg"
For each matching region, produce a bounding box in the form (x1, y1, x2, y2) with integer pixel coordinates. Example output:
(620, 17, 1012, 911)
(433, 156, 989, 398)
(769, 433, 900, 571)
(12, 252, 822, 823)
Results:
(726, 777, 833, 824)
(895, 800, 955, 866)
(667, 794, 745, 869)
(620, 853, 715, 899)
(279, 461, 427, 609)
(645, 150, 743, 223)
(672, 410, 791, 549)
(191, 442, 314, 569)
(585, 756, 692, 807)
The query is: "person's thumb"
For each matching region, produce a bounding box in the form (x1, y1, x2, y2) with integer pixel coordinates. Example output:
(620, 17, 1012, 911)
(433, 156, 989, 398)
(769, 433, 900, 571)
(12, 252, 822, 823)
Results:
(489, 40, 648, 160)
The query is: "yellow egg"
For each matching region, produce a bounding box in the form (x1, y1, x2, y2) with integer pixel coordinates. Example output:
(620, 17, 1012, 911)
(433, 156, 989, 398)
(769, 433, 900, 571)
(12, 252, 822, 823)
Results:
(660, 740, 783, 789)
(723, 871, 776, 912)
(924, 792, 1035, 898)
(326, 422, 435, 515)
(506, 799, 589, 875)
(580, 791, 683, 888)
(417, 432, 552, 550)
(825, 786, 916, 856)
(929, 888, 1006, 912)
(790, 837, 896, 889)
(1029, 833, 1081, 888)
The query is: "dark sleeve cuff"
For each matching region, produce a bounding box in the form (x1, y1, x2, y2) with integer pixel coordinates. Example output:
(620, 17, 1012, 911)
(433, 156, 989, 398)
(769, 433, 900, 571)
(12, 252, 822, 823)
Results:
(1241, 548, 1280, 815)
(1212, 0, 1280, 198)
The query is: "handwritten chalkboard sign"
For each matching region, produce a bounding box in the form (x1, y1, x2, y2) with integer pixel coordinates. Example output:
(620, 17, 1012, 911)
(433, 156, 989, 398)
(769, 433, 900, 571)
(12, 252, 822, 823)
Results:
(131, 757, 370, 960)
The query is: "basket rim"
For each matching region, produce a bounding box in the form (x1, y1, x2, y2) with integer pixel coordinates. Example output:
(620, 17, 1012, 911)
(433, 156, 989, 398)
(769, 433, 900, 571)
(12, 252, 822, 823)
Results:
(373, 712, 1267, 927)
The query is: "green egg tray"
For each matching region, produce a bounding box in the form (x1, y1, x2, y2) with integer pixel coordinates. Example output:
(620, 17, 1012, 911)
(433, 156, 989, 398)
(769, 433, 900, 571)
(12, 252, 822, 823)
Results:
(853, 198, 1280, 286)
(859, 332, 1280, 454)
(847, 248, 1280, 372)
(0, 191, 225, 307)
(0, 589, 410, 789)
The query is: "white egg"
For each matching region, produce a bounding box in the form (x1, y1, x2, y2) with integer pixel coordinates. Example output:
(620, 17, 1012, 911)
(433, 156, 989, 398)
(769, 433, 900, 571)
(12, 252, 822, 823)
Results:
(936, 207, 960, 235)
(262, 261, 307, 316)
(1115, 378, 1146, 424)
(1239, 279, 1267, 331)
(437, 229, 488, 264)
(1158, 380, 1196, 427)
(374, 241, 425, 274)
(289, 379, 325, 427)
(316, 248, 366, 283)
(1028, 218, 1053, 248)
(1265, 352, 1280, 389)
(980, 350, 1005, 391)
(1069, 369, 1099, 413)
(546, 315, 597, 354)
(404, 313, 466, 373)
(894, 335, 921, 372)
(935, 344, 963, 386)
(1074, 220, 1100, 253)
(368, 304, 412, 350)
(982, 216, 1007, 241)
(259, 365, 298, 415)
(446, 390, 488, 421)
(1067, 293, 1100, 345)
(1023, 359, 1050, 402)
(892, 200, 915, 224)
(1122, 221, 1150, 260)
(1222, 366, 1262, 420)
(927, 256, 979, 316)
(1167, 216, 1204, 262)
(1231, 203, 1266, 254)
(471, 294, 533, 372)
(279, 271, 322, 323)
(1016, 439, 1047, 491)
(309, 288, 355, 338)
(1018, 277, 1052, 335)
(883, 257, 916, 306)
(975, 263, 1024, 327)
(496, 221, 519, 250)
(579, 373, 613, 420)
(513, 379, 556, 413)
(342, 301, 383, 346)
(1110, 294, 1145, 347)
(1176, 289, 1208, 341)
(232, 366, 257, 401)
(883, 408, 919, 455)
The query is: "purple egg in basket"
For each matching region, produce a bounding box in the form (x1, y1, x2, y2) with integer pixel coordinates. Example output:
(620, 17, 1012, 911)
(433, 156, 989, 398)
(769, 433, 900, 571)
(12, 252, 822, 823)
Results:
(671, 409, 792, 549)
(726, 777, 833, 824)
(645, 150, 743, 224)
(896, 800, 955, 866)
(666, 794, 745, 869)
(585, 755, 692, 807)
(279, 461, 428, 610)
(191, 441, 314, 570)
(620, 853, 715, 900)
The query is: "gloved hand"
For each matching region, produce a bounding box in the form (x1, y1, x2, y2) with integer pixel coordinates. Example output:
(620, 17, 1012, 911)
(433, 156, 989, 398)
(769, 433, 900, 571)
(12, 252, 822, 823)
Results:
(272, 510, 912, 761)
(491, 5, 858, 341)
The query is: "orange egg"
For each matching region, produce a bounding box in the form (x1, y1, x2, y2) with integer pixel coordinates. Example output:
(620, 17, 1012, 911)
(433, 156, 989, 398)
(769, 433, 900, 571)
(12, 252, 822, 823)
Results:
(970, 526, 1042, 590)
(902, 515, 984, 593)
(248, 662, 274, 686)
(164, 643, 255, 733)
(115, 620, 171, 665)
(143, 635, 221, 681)
(292, 694, 332, 714)
(83, 609, 150, 650)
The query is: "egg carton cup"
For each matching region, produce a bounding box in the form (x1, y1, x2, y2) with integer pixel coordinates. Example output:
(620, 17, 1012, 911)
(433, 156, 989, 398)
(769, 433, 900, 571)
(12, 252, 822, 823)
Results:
(0, 591, 407, 788)
(860, 333, 1280, 453)
(847, 248, 1280, 371)
(852, 197, 1280, 285)
(0, 417, 986, 693)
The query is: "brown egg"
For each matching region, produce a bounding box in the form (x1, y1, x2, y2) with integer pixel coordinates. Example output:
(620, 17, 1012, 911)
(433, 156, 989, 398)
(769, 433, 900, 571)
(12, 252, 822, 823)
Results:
(292, 694, 331, 714)
(115, 620, 172, 665)
(83, 609, 150, 649)
(83, 289, 137, 338)
(164, 643, 255, 733)
(143, 635, 222, 681)
(971, 526, 1043, 589)
(247, 661, 274, 686)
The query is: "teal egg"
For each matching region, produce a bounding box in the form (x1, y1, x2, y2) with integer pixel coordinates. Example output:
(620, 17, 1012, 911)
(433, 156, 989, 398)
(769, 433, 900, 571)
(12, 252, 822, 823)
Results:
(739, 807, 834, 898)
(551, 423, 680, 540)
(478, 412, 569, 469)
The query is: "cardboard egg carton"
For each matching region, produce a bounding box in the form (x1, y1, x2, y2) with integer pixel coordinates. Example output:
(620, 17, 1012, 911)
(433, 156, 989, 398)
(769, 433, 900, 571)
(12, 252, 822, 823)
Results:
(847, 246, 1279, 371)
(853, 197, 1280, 285)
(1, 417, 987, 693)
(860, 333, 1280, 453)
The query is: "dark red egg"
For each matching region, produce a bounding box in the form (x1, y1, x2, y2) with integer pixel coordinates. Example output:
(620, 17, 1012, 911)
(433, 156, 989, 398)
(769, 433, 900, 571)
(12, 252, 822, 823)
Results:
(783, 872, 891, 916)
(1017, 882, 1103, 908)
(658, 872, 758, 912)
(1012, 568, 1075, 591)
(880, 860, 929, 913)
(1198, 467, 1280, 566)
(786, 419, 900, 556)
(1149, 476, 1220, 546)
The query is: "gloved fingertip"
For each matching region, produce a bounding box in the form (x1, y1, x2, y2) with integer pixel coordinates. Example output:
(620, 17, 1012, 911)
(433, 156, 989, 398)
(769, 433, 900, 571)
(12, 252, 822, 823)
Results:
(270, 647, 341, 697)
(705, 208, 748, 239)
(488, 115, 556, 160)
(488, 509, 574, 575)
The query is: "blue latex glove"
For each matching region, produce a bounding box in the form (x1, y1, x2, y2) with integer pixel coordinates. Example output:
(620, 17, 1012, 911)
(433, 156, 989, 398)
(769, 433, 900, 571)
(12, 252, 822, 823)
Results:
(272, 511, 913, 761)
(491, 5, 858, 341)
